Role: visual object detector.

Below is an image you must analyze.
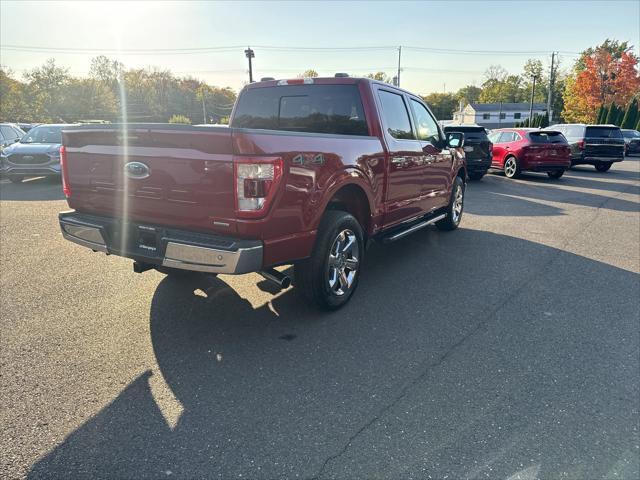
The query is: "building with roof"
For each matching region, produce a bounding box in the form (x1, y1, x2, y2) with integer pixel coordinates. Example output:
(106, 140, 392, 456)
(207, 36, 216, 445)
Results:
(452, 102, 547, 128)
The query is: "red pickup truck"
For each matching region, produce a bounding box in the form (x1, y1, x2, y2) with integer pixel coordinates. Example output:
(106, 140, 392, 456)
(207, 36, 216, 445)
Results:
(59, 77, 466, 309)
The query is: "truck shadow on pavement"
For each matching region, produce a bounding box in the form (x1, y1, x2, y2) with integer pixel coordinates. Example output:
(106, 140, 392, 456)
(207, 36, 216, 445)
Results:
(0, 177, 64, 201)
(28, 229, 639, 479)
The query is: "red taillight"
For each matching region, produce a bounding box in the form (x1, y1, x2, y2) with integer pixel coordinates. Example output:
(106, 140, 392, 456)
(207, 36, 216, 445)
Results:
(277, 78, 314, 85)
(60, 146, 71, 198)
(577, 140, 585, 150)
(233, 156, 283, 219)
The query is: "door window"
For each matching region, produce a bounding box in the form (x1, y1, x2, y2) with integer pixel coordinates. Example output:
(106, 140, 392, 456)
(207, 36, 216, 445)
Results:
(499, 132, 516, 143)
(378, 90, 414, 140)
(410, 99, 440, 145)
(0, 126, 19, 141)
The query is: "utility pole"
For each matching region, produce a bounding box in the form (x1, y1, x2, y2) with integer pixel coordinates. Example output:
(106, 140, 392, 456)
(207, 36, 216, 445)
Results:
(244, 47, 255, 83)
(546, 52, 556, 124)
(529, 75, 538, 127)
(498, 101, 503, 127)
(396, 46, 402, 88)
(202, 95, 207, 124)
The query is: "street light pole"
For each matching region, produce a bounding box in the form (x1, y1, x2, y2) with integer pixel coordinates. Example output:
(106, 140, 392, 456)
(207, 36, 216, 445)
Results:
(529, 75, 538, 127)
(244, 47, 255, 83)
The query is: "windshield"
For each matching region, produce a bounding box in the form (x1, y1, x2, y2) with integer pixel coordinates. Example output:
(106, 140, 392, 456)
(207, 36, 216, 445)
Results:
(20, 126, 64, 144)
(585, 126, 622, 139)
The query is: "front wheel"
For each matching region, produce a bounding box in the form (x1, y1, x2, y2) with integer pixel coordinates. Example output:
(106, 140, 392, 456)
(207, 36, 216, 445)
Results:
(547, 170, 565, 179)
(436, 176, 465, 231)
(295, 210, 364, 310)
(595, 162, 612, 172)
(503, 156, 520, 178)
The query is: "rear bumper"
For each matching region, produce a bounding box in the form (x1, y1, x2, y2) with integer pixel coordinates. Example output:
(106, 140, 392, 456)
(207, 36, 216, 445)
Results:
(59, 211, 263, 274)
(572, 155, 624, 164)
(465, 156, 491, 172)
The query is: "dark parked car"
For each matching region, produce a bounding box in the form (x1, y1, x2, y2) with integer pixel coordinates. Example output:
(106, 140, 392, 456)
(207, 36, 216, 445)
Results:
(58, 76, 467, 310)
(622, 129, 640, 156)
(551, 124, 625, 172)
(0, 123, 25, 149)
(444, 125, 491, 180)
(488, 128, 571, 179)
(0, 124, 73, 183)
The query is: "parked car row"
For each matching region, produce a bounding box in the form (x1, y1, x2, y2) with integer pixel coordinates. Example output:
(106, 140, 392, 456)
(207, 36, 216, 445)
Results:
(444, 122, 632, 180)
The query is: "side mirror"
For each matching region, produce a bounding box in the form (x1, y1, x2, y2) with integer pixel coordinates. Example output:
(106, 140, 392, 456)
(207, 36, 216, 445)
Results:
(446, 132, 464, 148)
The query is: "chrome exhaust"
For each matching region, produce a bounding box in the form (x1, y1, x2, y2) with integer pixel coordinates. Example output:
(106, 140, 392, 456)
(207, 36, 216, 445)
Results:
(259, 268, 292, 289)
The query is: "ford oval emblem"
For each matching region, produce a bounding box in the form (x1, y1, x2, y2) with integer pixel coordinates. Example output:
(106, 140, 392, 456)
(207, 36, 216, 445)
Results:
(124, 161, 150, 179)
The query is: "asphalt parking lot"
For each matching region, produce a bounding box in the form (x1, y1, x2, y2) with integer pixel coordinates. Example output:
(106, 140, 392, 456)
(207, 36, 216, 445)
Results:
(1, 160, 639, 479)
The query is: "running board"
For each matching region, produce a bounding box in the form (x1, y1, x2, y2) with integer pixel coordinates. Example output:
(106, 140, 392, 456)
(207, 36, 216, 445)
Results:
(381, 213, 446, 244)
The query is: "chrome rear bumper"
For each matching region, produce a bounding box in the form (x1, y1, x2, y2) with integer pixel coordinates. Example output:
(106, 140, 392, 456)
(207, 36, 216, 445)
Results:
(59, 211, 263, 274)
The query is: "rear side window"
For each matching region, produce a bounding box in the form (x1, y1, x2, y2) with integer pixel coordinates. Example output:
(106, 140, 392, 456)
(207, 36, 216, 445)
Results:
(529, 132, 568, 144)
(499, 132, 516, 143)
(378, 90, 414, 140)
(0, 126, 19, 141)
(232, 84, 368, 136)
(585, 126, 622, 139)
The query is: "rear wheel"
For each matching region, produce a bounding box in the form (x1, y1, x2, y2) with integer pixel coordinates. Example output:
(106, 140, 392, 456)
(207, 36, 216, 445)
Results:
(503, 156, 520, 179)
(547, 170, 565, 179)
(468, 171, 485, 181)
(436, 176, 465, 231)
(295, 210, 363, 310)
(595, 162, 612, 172)
(8, 175, 24, 183)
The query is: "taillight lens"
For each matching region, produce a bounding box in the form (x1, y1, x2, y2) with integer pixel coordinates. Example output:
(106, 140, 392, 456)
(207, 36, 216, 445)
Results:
(234, 157, 283, 218)
(577, 140, 585, 150)
(60, 145, 71, 198)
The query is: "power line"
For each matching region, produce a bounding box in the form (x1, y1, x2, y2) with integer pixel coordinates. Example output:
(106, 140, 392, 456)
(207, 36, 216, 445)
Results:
(2, 43, 582, 56)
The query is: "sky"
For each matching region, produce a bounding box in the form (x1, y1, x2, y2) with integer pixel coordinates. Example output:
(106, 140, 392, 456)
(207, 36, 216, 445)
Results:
(1, 0, 639, 95)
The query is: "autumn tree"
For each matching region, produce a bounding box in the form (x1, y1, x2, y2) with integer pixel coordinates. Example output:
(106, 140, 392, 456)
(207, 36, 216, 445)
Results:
(455, 85, 482, 104)
(422, 93, 457, 120)
(298, 69, 319, 78)
(366, 72, 392, 83)
(562, 39, 640, 123)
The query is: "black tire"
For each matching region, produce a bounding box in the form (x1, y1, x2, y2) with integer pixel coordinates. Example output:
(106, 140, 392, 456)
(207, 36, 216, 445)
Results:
(436, 175, 465, 231)
(547, 170, 565, 179)
(295, 210, 364, 310)
(468, 171, 485, 181)
(9, 175, 24, 183)
(503, 156, 521, 178)
(595, 162, 612, 172)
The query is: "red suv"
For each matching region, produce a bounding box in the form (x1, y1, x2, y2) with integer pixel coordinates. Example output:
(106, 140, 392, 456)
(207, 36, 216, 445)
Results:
(488, 128, 571, 179)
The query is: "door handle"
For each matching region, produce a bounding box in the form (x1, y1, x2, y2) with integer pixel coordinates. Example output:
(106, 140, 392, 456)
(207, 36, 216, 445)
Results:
(391, 156, 408, 165)
(425, 155, 436, 163)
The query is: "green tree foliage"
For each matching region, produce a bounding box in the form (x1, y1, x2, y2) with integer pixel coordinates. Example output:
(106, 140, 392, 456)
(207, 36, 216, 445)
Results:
(421, 92, 457, 120)
(455, 85, 481, 104)
(605, 103, 618, 124)
(621, 98, 638, 129)
(636, 117, 640, 131)
(0, 57, 236, 124)
(168, 114, 191, 124)
(595, 105, 606, 124)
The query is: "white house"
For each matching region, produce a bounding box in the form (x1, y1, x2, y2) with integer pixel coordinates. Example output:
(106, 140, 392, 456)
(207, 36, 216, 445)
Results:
(452, 102, 547, 128)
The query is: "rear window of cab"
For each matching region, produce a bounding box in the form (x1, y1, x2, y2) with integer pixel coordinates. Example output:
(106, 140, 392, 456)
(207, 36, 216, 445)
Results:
(444, 126, 488, 141)
(231, 84, 368, 136)
(528, 131, 568, 144)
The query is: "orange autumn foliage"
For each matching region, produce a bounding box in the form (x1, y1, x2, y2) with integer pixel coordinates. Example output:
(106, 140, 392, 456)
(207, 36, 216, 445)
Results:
(563, 49, 640, 123)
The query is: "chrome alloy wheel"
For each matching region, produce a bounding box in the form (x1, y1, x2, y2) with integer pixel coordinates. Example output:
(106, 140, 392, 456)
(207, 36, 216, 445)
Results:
(504, 157, 517, 178)
(327, 229, 359, 296)
(452, 184, 464, 223)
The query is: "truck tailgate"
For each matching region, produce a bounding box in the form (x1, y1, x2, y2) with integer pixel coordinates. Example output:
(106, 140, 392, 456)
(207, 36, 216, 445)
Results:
(62, 125, 236, 232)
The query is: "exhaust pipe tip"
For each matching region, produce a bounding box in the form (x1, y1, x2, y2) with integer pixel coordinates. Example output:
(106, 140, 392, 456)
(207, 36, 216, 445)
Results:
(259, 268, 291, 290)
